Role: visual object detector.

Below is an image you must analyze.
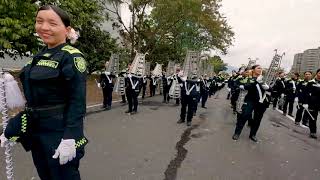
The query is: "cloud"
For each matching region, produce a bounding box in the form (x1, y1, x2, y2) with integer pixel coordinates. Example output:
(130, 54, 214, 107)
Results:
(220, 0, 320, 71)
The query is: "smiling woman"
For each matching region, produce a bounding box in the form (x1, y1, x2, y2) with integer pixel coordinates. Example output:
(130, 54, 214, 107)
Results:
(3, 4, 88, 180)
(35, 5, 71, 48)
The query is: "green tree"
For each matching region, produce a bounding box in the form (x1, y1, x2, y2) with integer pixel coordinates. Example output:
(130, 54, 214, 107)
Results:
(0, 0, 105, 58)
(209, 55, 227, 74)
(75, 23, 119, 74)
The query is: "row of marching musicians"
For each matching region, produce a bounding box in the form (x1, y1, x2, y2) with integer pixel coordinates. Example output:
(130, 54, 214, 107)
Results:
(97, 62, 225, 120)
(228, 65, 320, 141)
(271, 69, 320, 139)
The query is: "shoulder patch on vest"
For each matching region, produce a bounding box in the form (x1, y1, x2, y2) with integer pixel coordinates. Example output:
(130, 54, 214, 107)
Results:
(62, 45, 83, 55)
(74, 57, 86, 73)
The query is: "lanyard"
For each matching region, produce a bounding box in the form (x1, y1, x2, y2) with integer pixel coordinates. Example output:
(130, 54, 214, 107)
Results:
(106, 75, 112, 83)
(256, 83, 263, 103)
(129, 76, 139, 89)
(281, 80, 285, 88)
(185, 82, 195, 95)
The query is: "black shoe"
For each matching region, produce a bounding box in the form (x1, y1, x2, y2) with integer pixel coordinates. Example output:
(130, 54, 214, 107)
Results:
(101, 105, 107, 109)
(125, 110, 132, 113)
(302, 123, 309, 127)
(294, 122, 300, 125)
(121, 101, 126, 103)
(283, 112, 287, 116)
(273, 107, 276, 110)
(288, 114, 294, 117)
(187, 122, 192, 126)
(131, 110, 137, 115)
(309, 133, 317, 139)
(177, 119, 185, 124)
(193, 112, 196, 116)
(232, 134, 239, 140)
(105, 106, 111, 110)
(201, 106, 207, 109)
(249, 136, 258, 142)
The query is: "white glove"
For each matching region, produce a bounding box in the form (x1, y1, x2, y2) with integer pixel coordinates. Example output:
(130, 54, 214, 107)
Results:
(0, 133, 7, 148)
(97, 83, 101, 88)
(280, 94, 285, 98)
(52, 139, 76, 165)
(262, 84, 269, 90)
(239, 85, 245, 90)
(227, 88, 231, 92)
(128, 74, 132, 78)
(302, 104, 309, 109)
(294, 97, 298, 102)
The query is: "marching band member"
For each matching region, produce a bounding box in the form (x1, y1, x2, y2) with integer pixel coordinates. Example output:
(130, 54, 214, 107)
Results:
(304, 68, 320, 139)
(271, 71, 286, 110)
(200, 74, 210, 108)
(282, 73, 299, 116)
(295, 71, 312, 126)
(177, 72, 200, 126)
(99, 61, 116, 110)
(125, 64, 141, 114)
(232, 65, 270, 142)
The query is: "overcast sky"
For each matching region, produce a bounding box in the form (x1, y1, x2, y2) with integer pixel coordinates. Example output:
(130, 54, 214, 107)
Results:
(220, 0, 320, 71)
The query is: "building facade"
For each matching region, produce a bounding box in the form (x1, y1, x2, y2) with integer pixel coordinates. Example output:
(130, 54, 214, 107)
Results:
(291, 47, 320, 75)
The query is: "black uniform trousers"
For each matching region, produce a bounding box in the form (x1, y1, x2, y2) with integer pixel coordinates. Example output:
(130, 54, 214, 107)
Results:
(150, 85, 156, 97)
(283, 94, 295, 115)
(306, 106, 319, 134)
(102, 87, 113, 107)
(126, 89, 138, 112)
(121, 94, 126, 103)
(30, 115, 84, 180)
(201, 91, 209, 107)
(180, 95, 197, 122)
(163, 87, 170, 102)
(234, 101, 266, 137)
(272, 94, 280, 109)
(295, 104, 308, 125)
(141, 84, 147, 98)
(231, 91, 240, 112)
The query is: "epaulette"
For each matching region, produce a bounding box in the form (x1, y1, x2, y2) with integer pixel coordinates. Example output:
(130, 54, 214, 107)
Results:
(61, 45, 83, 55)
(310, 79, 316, 83)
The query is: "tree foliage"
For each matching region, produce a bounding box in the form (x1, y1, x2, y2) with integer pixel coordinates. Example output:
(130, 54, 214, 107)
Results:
(104, 0, 233, 68)
(209, 55, 227, 74)
(0, 0, 105, 58)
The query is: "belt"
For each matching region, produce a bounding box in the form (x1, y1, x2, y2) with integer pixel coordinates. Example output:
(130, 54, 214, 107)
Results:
(25, 104, 66, 118)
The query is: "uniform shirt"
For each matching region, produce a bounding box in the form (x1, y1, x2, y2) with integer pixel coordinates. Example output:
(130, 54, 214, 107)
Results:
(200, 78, 210, 94)
(243, 77, 268, 104)
(272, 77, 286, 95)
(99, 72, 116, 89)
(177, 77, 200, 97)
(284, 78, 298, 96)
(125, 74, 141, 92)
(296, 79, 309, 104)
(19, 43, 87, 141)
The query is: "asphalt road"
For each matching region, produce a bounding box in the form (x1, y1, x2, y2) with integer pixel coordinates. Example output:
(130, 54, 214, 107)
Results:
(1, 90, 320, 180)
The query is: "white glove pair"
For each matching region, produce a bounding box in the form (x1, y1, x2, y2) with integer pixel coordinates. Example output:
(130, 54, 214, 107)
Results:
(52, 139, 76, 165)
(302, 104, 309, 109)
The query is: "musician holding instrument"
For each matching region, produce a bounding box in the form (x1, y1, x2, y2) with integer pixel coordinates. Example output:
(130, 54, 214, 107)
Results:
(303, 68, 320, 139)
(232, 65, 270, 142)
(271, 71, 286, 110)
(282, 72, 299, 117)
(99, 61, 116, 110)
(295, 71, 312, 126)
